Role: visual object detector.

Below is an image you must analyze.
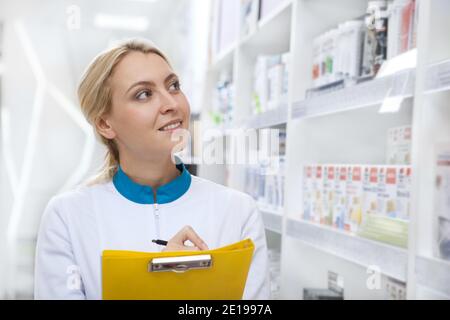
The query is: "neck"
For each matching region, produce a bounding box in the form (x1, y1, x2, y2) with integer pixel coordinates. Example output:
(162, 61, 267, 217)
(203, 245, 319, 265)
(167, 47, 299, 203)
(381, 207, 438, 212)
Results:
(119, 153, 180, 190)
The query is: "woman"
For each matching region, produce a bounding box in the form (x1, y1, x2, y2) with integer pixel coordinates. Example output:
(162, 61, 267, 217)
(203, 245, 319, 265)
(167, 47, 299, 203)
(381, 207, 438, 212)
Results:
(34, 38, 270, 299)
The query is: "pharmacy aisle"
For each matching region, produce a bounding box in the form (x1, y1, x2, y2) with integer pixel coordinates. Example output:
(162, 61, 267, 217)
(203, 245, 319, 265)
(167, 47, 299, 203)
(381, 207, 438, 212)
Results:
(197, 0, 450, 300)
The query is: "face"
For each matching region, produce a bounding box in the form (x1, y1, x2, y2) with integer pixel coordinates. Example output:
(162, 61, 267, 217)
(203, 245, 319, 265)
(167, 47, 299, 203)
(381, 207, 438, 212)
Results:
(98, 51, 190, 161)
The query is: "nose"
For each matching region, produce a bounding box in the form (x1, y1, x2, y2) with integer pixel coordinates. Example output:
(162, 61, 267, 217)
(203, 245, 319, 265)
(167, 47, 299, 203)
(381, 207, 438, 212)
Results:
(159, 89, 180, 114)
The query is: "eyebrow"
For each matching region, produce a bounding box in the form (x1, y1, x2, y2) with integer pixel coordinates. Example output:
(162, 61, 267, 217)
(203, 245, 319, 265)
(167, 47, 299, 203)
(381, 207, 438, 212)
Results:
(126, 73, 178, 94)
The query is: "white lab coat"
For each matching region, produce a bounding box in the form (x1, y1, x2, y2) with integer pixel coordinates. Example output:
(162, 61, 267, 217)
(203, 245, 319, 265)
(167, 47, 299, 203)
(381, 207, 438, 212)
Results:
(34, 173, 270, 299)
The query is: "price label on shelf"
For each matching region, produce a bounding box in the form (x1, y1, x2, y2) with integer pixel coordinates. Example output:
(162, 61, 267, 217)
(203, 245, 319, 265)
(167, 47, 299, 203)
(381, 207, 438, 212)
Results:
(425, 60, 450, 93)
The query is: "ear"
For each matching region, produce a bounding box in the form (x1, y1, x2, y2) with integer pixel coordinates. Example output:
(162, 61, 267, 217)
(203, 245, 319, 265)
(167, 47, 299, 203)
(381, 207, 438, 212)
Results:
(95, 116, 116, 140)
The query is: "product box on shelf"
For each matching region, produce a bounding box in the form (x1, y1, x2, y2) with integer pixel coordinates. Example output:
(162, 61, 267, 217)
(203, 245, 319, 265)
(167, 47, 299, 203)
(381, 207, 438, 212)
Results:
(277, 156, 286, 209)
(386, 125, 412, 165)
(247, 156, 285, 213)
(312, 165, 324, 224)
(253, 53, 290, 114)
(362, 166, 379, 221)
(301, 162, 411, 247)
(387, 0, 417, 58)
(346, 166, 363, 233)
(267, 63, 285, 110)
(213, 71, 235, 127)
(333, 166, 347, 229)
(361, 1, 389, 78)
(358, 165, 410, 248)
(336, 20, 365, 83)
(322, 165, 335, 226)
(396, 166, 411, 220)
(252, 55, 269, 114)
(377, 167, 399, 218)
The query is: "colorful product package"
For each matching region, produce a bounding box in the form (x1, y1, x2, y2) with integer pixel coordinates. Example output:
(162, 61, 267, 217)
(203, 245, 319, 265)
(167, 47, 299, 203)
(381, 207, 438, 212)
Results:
(386, 125, 412, 165)
(346, 166, 363, 233)
(312, 165, 324, 224)
(333, 166, 347, 229)
(396, 166, 411, 220)
(362, 166, 379, 222)
(377, 167, 398, 218)
(322, 165, 335, 226)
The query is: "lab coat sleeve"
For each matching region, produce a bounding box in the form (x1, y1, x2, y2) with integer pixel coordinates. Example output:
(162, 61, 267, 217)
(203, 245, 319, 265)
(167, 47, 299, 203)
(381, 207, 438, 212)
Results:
(34, 197, 86, 299)
(241, 197, 271, 300)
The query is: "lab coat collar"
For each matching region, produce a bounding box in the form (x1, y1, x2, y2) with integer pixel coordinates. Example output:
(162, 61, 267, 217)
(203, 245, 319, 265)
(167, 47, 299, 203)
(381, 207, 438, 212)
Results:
(112, 160, 191, 204)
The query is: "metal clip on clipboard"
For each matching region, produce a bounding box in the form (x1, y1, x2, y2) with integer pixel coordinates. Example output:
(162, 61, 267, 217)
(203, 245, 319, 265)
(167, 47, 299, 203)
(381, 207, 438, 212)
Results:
(148, 254, 212, 273)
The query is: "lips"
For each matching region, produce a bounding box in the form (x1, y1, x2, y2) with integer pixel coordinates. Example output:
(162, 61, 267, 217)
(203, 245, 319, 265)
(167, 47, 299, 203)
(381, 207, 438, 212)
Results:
(158, 120, 182, 131)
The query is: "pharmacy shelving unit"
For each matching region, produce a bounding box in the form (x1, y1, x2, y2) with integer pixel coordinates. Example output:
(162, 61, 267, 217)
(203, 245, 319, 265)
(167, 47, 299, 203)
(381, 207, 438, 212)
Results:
(199, 0, 450, 299)
(407, 0, 450, 299)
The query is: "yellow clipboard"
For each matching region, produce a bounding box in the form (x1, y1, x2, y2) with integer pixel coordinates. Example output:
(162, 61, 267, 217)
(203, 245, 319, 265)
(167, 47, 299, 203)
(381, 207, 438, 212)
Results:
(102, 239, 254, 300)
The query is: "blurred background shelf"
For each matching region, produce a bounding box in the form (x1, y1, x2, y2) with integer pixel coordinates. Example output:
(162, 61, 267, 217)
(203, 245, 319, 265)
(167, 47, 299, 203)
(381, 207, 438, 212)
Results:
(211, 42, 236, 72)
(415, 256, 450, 299)
(292, 69, 415, 120)
(244, 102, 288, 129)
(240, 0, 292, 54)
(286, 218, 408, 282)
(258, 203, 283, 234)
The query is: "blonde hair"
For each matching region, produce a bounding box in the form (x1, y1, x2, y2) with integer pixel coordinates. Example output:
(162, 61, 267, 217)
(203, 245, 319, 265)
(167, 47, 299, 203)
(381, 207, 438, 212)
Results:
(77, 38, 171, 185)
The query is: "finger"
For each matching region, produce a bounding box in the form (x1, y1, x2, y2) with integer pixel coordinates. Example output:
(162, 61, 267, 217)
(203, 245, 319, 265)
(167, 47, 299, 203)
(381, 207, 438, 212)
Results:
(182, 226, 209, 251)
(174, 226, 209, 251)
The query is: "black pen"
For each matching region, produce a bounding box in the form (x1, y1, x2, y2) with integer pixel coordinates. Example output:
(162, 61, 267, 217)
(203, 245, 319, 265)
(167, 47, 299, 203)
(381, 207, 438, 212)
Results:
(152, 239, 168, 246)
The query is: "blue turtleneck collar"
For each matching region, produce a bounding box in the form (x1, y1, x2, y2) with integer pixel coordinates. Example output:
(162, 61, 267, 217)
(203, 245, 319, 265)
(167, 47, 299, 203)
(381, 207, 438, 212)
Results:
(112, 161, 191, 204)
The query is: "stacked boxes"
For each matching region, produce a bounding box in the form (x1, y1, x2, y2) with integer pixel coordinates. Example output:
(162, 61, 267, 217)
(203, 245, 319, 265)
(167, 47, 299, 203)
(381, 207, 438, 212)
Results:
(212, 71, 235, 127)
(244, 156, 286, 212)
(310, 0, 419, 89)
(302, 164, 411, 235)
(252, 52, 290, 114)
(311, 21, 365, 88)
(386, 125, 412, 165)
(387, 0, 418, 59)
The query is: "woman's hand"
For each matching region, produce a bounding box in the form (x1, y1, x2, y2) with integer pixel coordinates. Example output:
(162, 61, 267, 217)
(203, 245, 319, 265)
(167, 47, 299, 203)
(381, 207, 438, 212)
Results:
(162, 226, 209, 252)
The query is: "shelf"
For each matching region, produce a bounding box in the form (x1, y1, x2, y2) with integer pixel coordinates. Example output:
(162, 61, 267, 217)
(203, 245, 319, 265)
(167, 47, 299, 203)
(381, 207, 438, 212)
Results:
(211, 42, 236, 72)
(292, 69, 416, 120)
(258, 0, 292, 30)
(424, 58, 450, 94)
(240, 0, 292, 54)
(286, 218, 408, 281)
(258, 204, 283, 234)
(243, 102, 288, 129)
(415, 255, 450, 298)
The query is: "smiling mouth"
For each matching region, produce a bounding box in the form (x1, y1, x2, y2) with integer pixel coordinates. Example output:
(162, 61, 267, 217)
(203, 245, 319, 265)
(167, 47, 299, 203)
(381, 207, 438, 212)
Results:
(159, 121, 182, 131)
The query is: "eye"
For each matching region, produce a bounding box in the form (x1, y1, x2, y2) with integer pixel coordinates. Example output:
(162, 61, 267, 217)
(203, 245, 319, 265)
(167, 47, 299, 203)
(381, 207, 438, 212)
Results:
(135, 89, 152, 101)
(169, 80, 181, 92)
